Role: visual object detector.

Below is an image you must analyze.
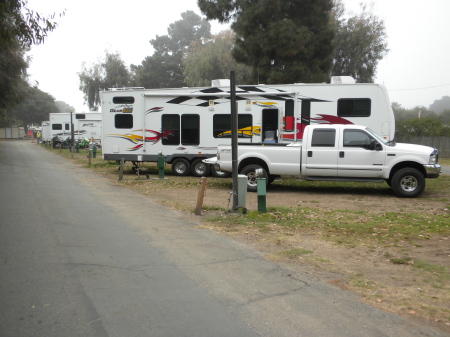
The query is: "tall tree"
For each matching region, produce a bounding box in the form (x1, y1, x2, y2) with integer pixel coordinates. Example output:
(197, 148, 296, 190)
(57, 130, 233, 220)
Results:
(55, 100, 75, 113)
(430, 96, 450, 114)
(331, 0, 388, 82)
(183, 30, 253, 86)
(78, 52, 130, 111)
(0, 0, 61, 114)
(198, 0, 335, 84)
(132, 10, 211, 88)
(8, 86, 59, 131)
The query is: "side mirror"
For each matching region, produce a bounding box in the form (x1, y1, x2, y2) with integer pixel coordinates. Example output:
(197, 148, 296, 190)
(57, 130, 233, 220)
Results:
(369, 139, 382, 151)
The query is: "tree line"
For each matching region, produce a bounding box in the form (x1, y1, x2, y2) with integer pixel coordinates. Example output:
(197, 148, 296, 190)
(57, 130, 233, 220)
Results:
(2, 0, 449, 141)
(79, 0, 388, 110)
(393, 98, 450, 138)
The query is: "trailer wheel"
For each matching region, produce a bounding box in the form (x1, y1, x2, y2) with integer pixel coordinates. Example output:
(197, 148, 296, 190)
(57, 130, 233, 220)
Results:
(240, 164, 268, 192)
(171, 158, 190, 176)
(191, 158, 211, 177)
(391, 168, 425, 198)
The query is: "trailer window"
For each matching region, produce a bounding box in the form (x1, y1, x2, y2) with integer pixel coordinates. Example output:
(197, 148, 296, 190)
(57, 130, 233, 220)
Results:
(213, 114, 253, 138)
(162, 115, 180, 145)
(113, 96, 135, 104)
(181, 115, 199, 145)
(65, 124, 70, 131)
(52, 124, 62, 130)
(115, 114, 133, 129)
(311, 129, 336, 147)
(338, 99, 371, 117)
(75, 114, 86, 119)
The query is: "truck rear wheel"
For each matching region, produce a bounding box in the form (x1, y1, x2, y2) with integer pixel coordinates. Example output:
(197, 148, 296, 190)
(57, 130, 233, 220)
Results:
(391, 168, 425, 198)
(191, 158, 211, 177)
(240, 164, 268, 192)
(171, 158, 190, 176)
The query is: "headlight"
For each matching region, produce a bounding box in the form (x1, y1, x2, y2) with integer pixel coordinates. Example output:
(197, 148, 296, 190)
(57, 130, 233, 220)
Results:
(429, 149, 438, 164)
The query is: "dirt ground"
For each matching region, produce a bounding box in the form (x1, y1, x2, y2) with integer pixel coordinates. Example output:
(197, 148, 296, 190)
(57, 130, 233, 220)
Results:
(116, 172, 450, 333)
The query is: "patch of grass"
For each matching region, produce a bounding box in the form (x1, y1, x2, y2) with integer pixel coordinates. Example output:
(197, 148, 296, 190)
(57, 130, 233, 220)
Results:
(205, 206, 450, 247)
(390, 257, 413, 265)
(439, 157, 450, 166)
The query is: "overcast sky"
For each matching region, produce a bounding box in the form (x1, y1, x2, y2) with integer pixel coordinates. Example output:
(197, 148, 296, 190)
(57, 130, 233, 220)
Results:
(27, 0, 450, 112)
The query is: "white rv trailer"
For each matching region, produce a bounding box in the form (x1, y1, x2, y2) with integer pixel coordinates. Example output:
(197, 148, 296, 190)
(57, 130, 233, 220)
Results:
(41, 121, 51, 144)
(49, 112, 102, 144)
(100, 79, 395, 177)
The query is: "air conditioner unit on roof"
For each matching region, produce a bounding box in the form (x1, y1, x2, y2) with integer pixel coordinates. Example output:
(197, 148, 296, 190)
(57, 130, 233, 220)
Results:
(331, 76, 356, 84)
(211, 79, 230, 87)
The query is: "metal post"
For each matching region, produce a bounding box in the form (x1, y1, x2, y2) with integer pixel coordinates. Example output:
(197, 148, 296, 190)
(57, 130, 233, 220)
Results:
(230, 71, 239, 211)
(70, 111, 74, 159)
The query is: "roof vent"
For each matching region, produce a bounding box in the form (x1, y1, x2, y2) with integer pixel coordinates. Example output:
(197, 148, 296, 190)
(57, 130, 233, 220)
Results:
(331, 76, 356, 84)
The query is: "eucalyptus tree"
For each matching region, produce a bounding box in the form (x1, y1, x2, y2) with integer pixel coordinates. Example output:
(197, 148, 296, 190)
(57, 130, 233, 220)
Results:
(132, 10, 211, 88)
(0, 0, 61, 117)
(198, 0, 335, 84)
(331, 0, 388, 82)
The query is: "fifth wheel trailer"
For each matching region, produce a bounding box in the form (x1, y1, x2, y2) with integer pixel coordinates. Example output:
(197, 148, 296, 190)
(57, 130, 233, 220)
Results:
(100, 79, 395, 177)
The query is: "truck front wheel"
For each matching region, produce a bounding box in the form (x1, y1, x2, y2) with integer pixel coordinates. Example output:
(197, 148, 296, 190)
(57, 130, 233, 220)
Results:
(240, 164, 268, 192)
(391, 168, 425, 198)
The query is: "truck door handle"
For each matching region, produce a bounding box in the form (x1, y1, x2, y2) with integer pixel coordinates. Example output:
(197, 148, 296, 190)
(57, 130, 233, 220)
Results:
(308, 151, 312, 157)
(339, 151, 345, 158)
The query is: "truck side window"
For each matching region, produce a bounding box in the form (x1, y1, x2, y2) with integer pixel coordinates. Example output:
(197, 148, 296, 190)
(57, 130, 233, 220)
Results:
(161, 114, 180, 145)
(311, 129, 336, 147)
(115, 114, 133, 129)
(338, 99, 371, 117)
(343, 129, 373, 149)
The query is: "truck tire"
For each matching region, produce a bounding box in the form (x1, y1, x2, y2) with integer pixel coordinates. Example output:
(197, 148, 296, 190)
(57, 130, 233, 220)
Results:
(240, 164, 268, 192)
(391, 168, 425, 198)
(191, 158, 211, 177)
(211, 166, 231, 178)
(171, 158, 190, 176)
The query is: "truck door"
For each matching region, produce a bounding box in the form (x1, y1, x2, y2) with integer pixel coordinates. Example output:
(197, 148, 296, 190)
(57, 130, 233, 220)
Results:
(303, 128, 339, 177)
(338, 128, 385, 178)
(262, 109, 279, 143)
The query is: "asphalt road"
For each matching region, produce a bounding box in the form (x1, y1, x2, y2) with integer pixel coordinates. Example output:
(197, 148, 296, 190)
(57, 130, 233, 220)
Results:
(0, 140, 447, 337)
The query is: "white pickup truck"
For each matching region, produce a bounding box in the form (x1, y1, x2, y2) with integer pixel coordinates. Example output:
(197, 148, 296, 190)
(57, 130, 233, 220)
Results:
(212, 124, 441, 197)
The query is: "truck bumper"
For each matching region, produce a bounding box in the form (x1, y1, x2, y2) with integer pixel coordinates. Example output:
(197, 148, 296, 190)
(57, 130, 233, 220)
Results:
(424, 164, 441, 178)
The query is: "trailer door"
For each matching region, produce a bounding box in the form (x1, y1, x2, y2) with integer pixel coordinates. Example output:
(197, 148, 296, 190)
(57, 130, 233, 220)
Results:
(262, 109, 279, 143)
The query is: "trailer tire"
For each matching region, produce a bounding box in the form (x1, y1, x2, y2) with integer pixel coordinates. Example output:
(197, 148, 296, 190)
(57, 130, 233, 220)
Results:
(171, 158, 190, 176)
(240, 164, 268, 193)
(391, 168, 425, 198)
(211, 166, 231, 178)
(191, 158, 211, 177)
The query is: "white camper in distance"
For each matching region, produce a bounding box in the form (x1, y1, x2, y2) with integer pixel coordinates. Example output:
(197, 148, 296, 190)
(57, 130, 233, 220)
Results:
(100, 79, 395, 177)
(49, 112, 102, 145)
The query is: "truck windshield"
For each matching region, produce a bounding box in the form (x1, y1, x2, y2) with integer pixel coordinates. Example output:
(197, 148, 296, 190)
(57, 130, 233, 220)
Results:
(366, 127, 389, 145)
